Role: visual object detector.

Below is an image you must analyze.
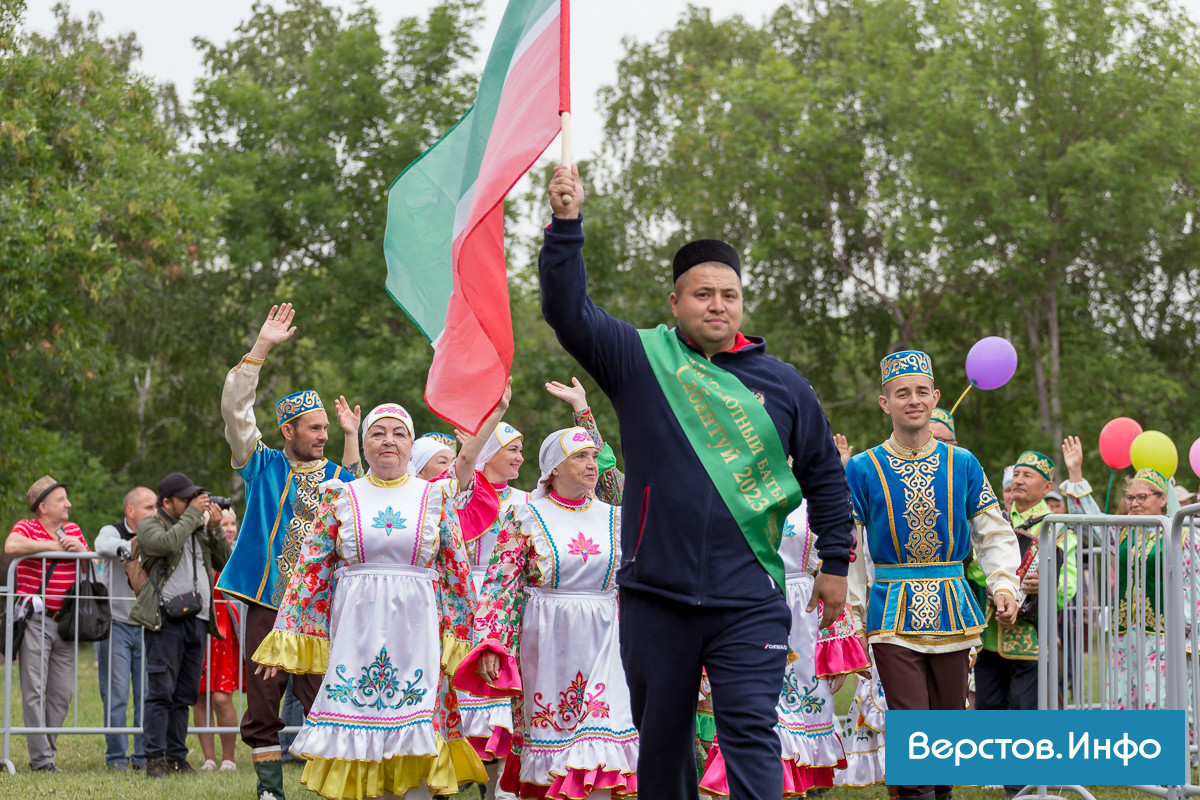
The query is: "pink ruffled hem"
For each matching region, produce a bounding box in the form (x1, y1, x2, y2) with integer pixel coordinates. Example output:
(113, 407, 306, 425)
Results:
(500, 754, 636, 800)
(453, 640, 522, 697)
(469, 726, 513, 761)
(814, 635, 870, 677)
(700, 743, 844, 797)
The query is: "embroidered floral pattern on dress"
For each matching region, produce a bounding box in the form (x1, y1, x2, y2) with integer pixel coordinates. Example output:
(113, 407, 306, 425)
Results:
(779, 671, 826, 715)
(325, 647, 427, 710)
(530, 671, 610, 732)
(567, 533, 601, 563)
(370, 506, 407, 535)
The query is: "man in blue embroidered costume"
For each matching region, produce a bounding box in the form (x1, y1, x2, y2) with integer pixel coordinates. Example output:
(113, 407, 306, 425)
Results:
(846, 350, 1020, 800)
(539, 167, 855, 800)
(218, 303, 356, 800)
(967, 449, 1077, 797)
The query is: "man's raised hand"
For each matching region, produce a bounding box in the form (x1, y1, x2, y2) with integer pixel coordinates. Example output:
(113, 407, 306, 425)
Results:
(251, 304, 297, 359)
(549, 164, 584, 220)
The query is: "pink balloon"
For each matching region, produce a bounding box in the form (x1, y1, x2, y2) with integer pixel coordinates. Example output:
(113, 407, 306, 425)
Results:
(1190, 437, 1200, 479)
(965, 337, 1018, 390)
(1099, 417, 1143, 469)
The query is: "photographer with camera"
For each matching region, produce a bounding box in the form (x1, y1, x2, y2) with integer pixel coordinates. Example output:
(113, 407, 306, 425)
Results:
(131, 472, 231, 778)
(93, 486, 157, 771)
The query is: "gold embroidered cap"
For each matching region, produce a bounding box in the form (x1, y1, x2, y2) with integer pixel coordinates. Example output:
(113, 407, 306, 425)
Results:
(880, 350, 934, 386)
(930, 408, 955, 437)
(1134, 467, 1170, 496)
(1015, 450, 1055, 481)
(275, 390, 324, 427)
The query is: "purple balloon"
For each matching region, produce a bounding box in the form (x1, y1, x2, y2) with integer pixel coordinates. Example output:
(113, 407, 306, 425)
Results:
(965, 336, 1018, 390)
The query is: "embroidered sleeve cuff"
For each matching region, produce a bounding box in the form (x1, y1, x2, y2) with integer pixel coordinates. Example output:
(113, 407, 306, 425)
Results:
(1060, 479, 1093, 498)
(252, 630, 329, 675)
(452, 640, 522, 698)
(241, 354, 265, 368)
(993, 587, 1016, 599)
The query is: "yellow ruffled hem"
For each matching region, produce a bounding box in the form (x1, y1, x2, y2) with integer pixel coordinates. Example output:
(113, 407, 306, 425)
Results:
(441, 634, 472, 677)
(300, 737, 487, 799)
(252, 629, 329, 675)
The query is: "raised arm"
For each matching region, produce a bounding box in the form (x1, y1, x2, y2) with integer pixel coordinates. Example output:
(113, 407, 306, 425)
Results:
(222, 304, 297, 467)
(547, 377, 625, 505)
(334, 396, 362, 475)
(455, 378, 512, 481)
(539, 166, 643, 395)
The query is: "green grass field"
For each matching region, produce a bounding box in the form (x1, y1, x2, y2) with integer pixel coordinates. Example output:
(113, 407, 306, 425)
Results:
(0, 644, 1180, 799)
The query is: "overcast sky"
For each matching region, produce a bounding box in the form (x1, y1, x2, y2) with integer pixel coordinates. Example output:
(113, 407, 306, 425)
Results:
(23, 0, 1200, 173)
(24, 0, 802, 161)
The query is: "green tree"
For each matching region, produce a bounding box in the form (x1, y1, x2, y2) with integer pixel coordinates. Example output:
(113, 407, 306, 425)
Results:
(0, 2, 220, 536)
(588, 0, 1200, 479)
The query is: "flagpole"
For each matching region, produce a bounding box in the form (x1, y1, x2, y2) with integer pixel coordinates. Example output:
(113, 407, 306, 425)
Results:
(561, 111, 573, 204)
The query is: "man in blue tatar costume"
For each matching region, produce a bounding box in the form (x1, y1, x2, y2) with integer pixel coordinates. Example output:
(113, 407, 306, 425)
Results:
(846, 350, 1021, 800)
(218, 304, 356, 800)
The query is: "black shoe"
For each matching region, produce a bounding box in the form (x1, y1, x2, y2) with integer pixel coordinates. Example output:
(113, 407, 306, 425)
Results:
(169, 758, 196, 775)
(131, 761, 145, 771)
(145, 758, 173, 779)
(31, 762, 60, 773)
(107, 762, 129, 772)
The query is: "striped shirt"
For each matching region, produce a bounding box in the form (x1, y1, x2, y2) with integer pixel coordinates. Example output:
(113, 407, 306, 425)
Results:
(11, 519, 86, 613)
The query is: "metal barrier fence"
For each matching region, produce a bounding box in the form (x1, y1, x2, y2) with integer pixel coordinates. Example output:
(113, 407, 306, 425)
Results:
(1028, 508, 1199, 800)
(1, 550, 299, 776)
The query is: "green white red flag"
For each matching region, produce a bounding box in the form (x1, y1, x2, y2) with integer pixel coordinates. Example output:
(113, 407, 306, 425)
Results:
(383, 0, 570, 433)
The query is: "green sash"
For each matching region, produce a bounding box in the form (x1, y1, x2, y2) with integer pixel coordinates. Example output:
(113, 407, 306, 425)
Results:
(638, 325, 803, 592)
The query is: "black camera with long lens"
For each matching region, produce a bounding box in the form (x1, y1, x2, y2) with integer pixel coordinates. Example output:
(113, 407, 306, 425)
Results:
(209, 495, 233, 510)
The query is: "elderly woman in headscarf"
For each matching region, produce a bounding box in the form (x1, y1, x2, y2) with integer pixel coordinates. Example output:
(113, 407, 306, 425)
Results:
(456, 378, 622, 796)
(454, 427, 637, 800)
(252, 402, 488, 799)
(1110, 466, 1192, 712)
(409, 434, 457, 481)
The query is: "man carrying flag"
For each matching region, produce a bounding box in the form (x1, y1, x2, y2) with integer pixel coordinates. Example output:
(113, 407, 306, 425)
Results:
(538, 166, 855, 799)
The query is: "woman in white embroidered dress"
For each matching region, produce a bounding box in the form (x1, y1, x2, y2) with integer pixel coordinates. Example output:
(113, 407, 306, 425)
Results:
(700, 500, 868, 796)
(253, 403, 487, 799)
(456, 418, 530, 798)
(454, 427, 637, 800)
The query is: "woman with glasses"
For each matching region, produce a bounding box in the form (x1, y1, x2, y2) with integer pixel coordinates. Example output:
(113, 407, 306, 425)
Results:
(1111, 467, 1189, 711)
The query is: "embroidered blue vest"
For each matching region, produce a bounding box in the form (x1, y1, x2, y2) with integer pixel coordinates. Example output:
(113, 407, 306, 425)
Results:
(845, 438, 999, 643)
(217, 442, 353, 609)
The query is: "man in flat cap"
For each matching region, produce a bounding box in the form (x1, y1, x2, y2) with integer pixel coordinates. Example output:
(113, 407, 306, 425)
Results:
(5, 476, 90, 772)
(535, 165, 854, 799)
(217, 304, 358, 800)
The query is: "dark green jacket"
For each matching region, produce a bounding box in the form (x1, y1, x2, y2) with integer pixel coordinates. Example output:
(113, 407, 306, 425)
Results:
(130, 505, 232, 634)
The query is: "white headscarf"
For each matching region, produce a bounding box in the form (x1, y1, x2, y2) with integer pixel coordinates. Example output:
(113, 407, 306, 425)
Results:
(361, 403, 415, 475)
(531, 427, 597, 500)
(478, 422, 523, 470)
(409, 437, 453, 477)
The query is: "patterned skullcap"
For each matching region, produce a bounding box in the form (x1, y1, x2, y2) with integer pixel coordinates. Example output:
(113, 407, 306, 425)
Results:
(930, 408, 955, 437)
(1133, 468, 1170, 496)
(880, 350, 935, 386)
(421, 432, 457, 452)
(1015, 450, 1055, 482)
(275, 390, 324, 427)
